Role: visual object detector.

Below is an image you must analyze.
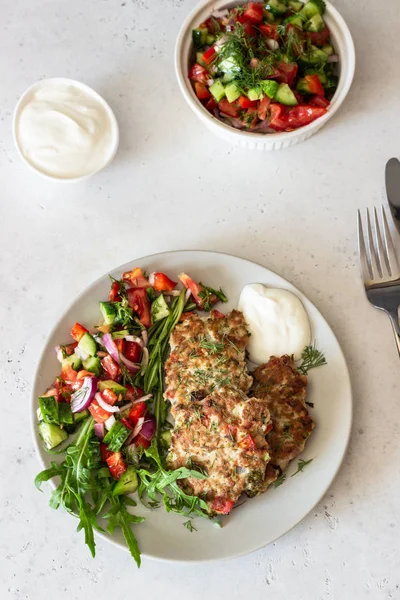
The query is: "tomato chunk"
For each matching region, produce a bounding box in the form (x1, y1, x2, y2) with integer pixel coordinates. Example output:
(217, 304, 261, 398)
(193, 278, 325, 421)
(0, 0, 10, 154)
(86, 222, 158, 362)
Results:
(304, 74, 325, 97)
(211, 497, 235, 515)
(239, 95, 258, 109)
(218, 98, 240, 118)
(189, 63, 209, 85)
(268, 103, 289, 131)
(194, 82, 211, 100)
(127, 288, 151, 328)
(89, 399, 111, 423)
(274, 62, 298, 86)
(123, 267, 149, 288)
(128, 401, 147, 426)
(258, 95, 271, 121)
(125, 386, 145, 401)
(152, 272, 177, 292)
(135, 434, 150, 449)
(202, 45, 216, 65)
(205, 97, 217, 112)
(306, 25, 330, 46)
(287, 104, 327, 129)
(100, 388, 118, 406)
(109, 281, 122, 302)
(309, 95, 330, 108)
(124, 340, 142, 363)
(70, 322, 89, 342)
(101, 354, 120, 380)
(106, 451, 127, 480)
(242, 2, 263, 24)
(258, 23, 279, 41)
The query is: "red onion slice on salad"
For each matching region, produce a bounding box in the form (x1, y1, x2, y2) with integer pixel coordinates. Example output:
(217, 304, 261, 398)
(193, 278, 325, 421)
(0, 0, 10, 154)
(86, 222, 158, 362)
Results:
(124, 335, 144, 347)
(140, 416, 156, 441)
(327, 54, 339, 63)
(101, 333, 120, 363)
(120, 353, 141, 373)
(94, 423, 105, 440)
(71, 377, 97, 413)
(141, 330, 148, 347)
(148, 272, 155, 286)
(105, 414, 116, 430)
(95, 392, 119, 413)
(125, 416, 145, 445)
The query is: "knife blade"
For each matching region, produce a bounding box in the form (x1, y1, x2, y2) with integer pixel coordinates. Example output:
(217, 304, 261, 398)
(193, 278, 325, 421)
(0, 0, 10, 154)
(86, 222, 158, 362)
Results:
(386, 157, 400, 232)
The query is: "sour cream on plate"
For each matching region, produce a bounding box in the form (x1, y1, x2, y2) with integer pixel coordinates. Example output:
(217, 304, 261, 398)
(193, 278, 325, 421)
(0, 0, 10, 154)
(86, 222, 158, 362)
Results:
(14, 78, 118, 179)
(238, 283, 311, 364)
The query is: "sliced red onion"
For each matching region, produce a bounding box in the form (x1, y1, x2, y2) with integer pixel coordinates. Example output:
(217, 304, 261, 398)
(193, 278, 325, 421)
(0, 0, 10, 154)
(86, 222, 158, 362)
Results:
(74, 346, 89, 361)
(95, 392, 119, 413)
(206, 78, 214, 86)
(327, 54, 339, 63)
(141, 330, 148, 347)
(141, 347, 149, 372)
(124, 335, 144, 347)
(55, 346, 63, 363)
(120, 353, 141, 372)
(140, 416, 156, 441)
(125, 417, 145, 445)
(148, 272, 155, 286)
(105, 414, 116, 431)
(266, 38, 279, 51)
(71, 377, 97, 413)
(94, 423, 105, 440)
(101, 333, 120, 363)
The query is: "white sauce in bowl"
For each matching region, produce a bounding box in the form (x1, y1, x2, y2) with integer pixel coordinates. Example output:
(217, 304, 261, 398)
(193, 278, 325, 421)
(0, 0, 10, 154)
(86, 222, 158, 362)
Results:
(238, 283, 311, 363)
(14, 79, 118, 179)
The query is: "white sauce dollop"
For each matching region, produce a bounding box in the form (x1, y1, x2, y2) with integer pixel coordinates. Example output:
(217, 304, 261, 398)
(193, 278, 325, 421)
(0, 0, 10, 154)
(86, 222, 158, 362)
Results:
(15, 80, 116, 179)
(238, 284, 311, 364)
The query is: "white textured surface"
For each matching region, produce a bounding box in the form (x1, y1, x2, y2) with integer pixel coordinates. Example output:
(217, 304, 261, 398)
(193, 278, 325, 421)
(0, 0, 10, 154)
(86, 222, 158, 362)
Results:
(1, 0, 399, 598)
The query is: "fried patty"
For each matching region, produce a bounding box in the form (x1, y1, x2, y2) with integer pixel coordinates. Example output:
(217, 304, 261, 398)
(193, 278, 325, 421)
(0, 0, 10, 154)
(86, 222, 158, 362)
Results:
(251, 355, 313, 486)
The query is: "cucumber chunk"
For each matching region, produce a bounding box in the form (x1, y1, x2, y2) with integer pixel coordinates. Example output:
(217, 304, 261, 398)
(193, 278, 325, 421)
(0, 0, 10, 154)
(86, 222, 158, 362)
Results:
(288, 0, 304, 11)
(82, 356, 102, 376)
(62, 353, 81, 372)
(98, 380, 127, 396)
(160, 430, 172, 448)
(38, 422, 68, 450)
(301, 0, 325, 18)
(305, 13, 325, 33)
(225, 82, 241, 103)
(284, 14, 303, 29)
(38, 396, 59, 424)
(261, 80, 279, 99)
(112, 467, 139, 496)
(266, 0, 288, 15)
(210, 79, 225, 102)
(247, 88, 262, 101)
(192, 27, 208, 49)
(151, 294, 170, 323)
(78, 332, 97, 357)
(99, 301, 117, 325)
(275, 83, 298, 106)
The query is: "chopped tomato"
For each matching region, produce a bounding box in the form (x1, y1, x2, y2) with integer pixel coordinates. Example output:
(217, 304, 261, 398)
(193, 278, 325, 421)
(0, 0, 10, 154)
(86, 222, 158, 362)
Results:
(61, 362, 78, 383)
(114, 338, 125, 354)
(309, 94, 330, 108)
(127, 288, 151, 328)
(202, 45, 216, 65)
(258, 23, 279, 41)
(194, 82, 211, 100)
(257, 95, 271, 120)
(205, 97, 217, 112)
(89, 399, 111, 423)
(239, 434, 257, 450)
(218, 98, 240, 118)
(100, 443, 112, 462)
(239, 95, 258, 109)
(274, 61, 298, 86)
(70, 322, 89, 342)
(101, 355, 120, 380)
(152, 272, 177, 292)
(211, 497, 235, 515)
(76, 370, 95, 380)
(179, 311, 195, 322)
(304, 74, 325, 96)
(306, 25, 330, 46)
(242, 22, 256, 36)
(125, 386, 145, 401)
(178, 272, 204, 306)
(120, 417, 134, 430)
(100, 388, 118, 406)
(62, 342, 78, 356)
(287, 104, 327, 129)
(211, 309, 225, 319)
(106, 451, 127, 480)
(42, 387, 58, 399)
(135, 434, 150, 449)
(242, 107, 258, 129)
(123, 267, 149, 288)
(128, 401, 147, 426)
(242, 2, 263, 24)
(268, 103, 289, 131)
(124, 340, 142, 363)
(109, 281, 122, 302)
(189, 63, 209, 85)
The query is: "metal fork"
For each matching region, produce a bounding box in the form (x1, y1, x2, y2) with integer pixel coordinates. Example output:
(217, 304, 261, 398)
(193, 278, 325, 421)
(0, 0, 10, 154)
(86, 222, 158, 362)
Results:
(358, 206, 400, 356)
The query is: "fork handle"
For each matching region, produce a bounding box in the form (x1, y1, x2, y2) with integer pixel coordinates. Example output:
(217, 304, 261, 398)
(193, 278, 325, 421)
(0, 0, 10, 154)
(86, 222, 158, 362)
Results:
(388, 309, 400, 357)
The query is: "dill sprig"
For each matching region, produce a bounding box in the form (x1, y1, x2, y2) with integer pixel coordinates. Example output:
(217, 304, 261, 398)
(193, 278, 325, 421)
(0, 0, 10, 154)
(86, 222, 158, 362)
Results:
(298, 344, 327, 374)
(291, 458, 313, 477)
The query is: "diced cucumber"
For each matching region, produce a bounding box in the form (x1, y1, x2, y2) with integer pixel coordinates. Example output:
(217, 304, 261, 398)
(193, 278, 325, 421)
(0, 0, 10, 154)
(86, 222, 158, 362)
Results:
(112, 467, 138, 496)
(38, 422, 68, 450)
(160, 430, 172, 448)
(305, 13, 325, 33)
(222, 72, 235, 83)
(38, 396, 59, 424)
(301, 0, 325, 18)
(218, 56, 241, 74)
(206, 34, 215, 45)
(261, 80, 279, 99)
(62, 353, 81, 372)
(322, 44, 333, 56)
(225, 82, 241, 103)
(296, 77, 312, 94)
(103, 421, 131, 452)
(288, 0, 304, 11)
(210, 79, 225, 102)
(265, 0, 288, 15)
(78, 333, 97, 357)
(192, 27, 208, 49)
(59, 403, 74, 425)
(247, 88, 262, 101)
(275, 83, 298, 106)
(112, 329, 129, 339)
(299, 45, 328, 65)
(284, 14, 303, 29)
(151, 294, 170, 323)
(82, 356, 102, 376)
(98, 380, 127, 396)
(264, 9, 275, 22)
(99, 301, 117, 325)
(196, 51, 208, 68)
(304, 68, 328, 84)
(74, 409, 90, 423)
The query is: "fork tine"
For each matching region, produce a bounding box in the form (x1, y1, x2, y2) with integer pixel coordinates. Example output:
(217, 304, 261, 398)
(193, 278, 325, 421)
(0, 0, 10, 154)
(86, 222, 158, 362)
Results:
(373, 207, 387, 278)
(366, 208, 379, 280)
(357, 210, 372, 282)
(381, 205, 400, 278)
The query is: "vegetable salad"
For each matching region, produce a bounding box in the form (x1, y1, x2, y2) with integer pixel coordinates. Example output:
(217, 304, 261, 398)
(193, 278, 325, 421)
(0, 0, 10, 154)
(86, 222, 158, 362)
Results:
(189, 0, 338, 132)
(35, 268, 227, 566)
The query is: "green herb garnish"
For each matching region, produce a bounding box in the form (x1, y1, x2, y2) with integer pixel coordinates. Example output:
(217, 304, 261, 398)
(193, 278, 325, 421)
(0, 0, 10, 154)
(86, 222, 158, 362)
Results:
(298, 344, 327, 374)
(273, 473, 287, 488)
(183, 519, 197, 532)
(291, 458, 313, 477)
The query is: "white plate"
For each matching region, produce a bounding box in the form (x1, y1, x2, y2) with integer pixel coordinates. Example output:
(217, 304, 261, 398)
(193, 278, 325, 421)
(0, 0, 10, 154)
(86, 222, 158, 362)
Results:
(32, 250, 352, 563)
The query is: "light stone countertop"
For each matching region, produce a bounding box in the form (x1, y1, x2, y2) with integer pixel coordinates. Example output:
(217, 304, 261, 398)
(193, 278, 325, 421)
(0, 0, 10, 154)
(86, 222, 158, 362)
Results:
(1, 0, 400, 598)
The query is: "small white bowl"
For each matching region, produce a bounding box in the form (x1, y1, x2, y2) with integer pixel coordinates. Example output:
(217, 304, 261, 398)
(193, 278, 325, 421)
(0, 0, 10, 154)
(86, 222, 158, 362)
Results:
(12, 78, 119, 182)
(175, 1, 355, 151)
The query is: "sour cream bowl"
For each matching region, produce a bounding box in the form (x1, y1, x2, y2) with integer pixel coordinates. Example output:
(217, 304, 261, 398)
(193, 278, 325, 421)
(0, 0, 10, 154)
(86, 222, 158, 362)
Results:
(12, 78, 119, 182)
(175, 0, 355, 151)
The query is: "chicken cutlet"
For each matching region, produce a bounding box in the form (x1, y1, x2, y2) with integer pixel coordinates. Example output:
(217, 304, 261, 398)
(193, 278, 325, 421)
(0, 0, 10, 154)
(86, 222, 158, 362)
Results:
(251, 355, 313, 486)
